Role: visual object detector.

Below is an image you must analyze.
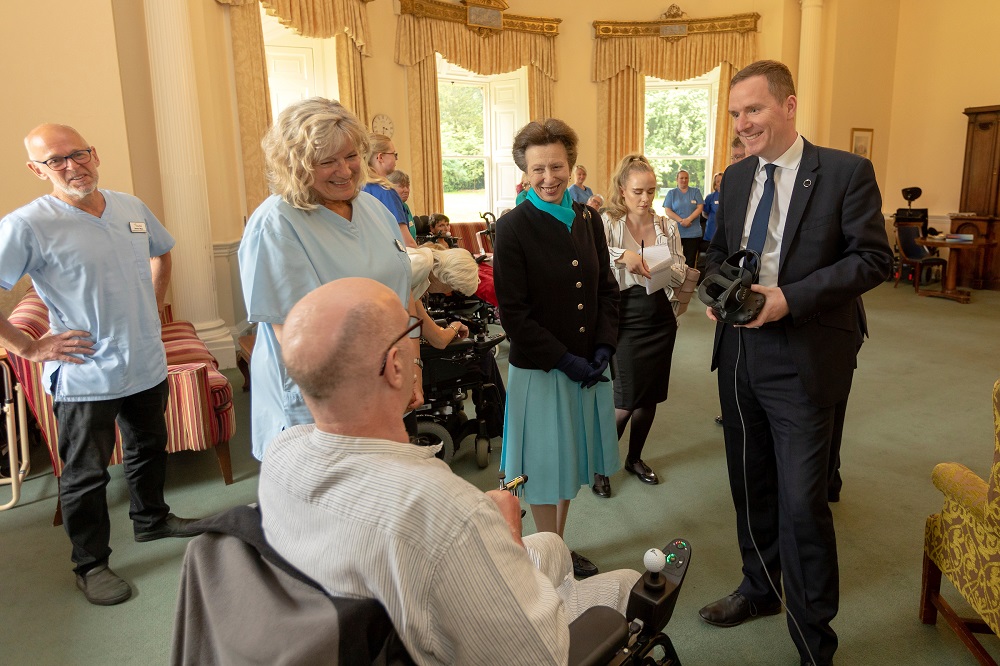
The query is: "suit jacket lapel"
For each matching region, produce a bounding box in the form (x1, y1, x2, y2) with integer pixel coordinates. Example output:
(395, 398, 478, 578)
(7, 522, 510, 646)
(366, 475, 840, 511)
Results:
(779, 139, 819, 276)
(726, 159, 756, 253)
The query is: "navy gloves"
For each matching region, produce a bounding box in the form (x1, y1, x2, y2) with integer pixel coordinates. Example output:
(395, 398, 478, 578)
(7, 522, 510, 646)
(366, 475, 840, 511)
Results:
(555, 345, 614, 389)
(555, 353, 594, 383)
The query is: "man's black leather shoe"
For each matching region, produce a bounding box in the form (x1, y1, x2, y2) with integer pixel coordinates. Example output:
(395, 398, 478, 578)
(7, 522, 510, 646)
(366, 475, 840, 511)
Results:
(698, 591, 781, 627)
(592, 473, 611, 498)
(624, 458, 659, 485)
(134, 513, 204, 543)
(571, 551, 599, 578)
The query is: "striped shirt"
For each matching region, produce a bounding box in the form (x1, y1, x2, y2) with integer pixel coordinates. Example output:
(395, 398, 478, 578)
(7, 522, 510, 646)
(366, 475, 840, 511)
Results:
(259, 426, 570, 665)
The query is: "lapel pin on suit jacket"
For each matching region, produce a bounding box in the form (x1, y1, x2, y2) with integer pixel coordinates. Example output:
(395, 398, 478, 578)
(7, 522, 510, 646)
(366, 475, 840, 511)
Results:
(803, 179, 812, 188)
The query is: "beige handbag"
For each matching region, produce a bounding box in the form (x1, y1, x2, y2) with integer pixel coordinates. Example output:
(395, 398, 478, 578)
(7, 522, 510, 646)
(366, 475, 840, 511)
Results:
(668, 263, 701, 317)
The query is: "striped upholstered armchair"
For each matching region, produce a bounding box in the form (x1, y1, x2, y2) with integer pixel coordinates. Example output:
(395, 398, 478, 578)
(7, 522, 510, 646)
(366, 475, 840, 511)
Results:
(920, 377, 1000, 663)
(5, 287, 235, 524)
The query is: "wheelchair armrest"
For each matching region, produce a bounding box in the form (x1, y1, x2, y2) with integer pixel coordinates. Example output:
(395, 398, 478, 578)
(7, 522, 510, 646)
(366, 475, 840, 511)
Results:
(567, 605, 629, 666)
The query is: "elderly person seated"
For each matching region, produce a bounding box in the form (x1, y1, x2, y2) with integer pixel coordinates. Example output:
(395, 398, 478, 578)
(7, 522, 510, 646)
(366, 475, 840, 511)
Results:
(260, 278, 641, 665)
(406, 246, 478, 349)
(586, 193, 605, 213)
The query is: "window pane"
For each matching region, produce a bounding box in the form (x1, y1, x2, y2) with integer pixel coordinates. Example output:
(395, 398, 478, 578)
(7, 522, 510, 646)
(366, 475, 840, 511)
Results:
(644, 88, 709, 156)
(650, 158, 708, 197)
(439, 82, 485, 157)
(442, 158, 487, 220)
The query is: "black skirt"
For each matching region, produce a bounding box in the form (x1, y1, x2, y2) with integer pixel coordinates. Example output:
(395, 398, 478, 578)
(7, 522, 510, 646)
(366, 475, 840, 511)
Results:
(612, 285, 677, 410)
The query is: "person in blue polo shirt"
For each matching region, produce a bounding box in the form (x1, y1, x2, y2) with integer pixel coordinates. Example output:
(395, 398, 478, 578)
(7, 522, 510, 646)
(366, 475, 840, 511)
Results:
(0, 124, 202, 606)
(662, 169, 704, 267)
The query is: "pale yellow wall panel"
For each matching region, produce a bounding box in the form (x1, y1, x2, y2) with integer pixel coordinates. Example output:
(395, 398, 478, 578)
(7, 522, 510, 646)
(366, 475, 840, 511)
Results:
(366, 0, 412, 178)
(824, 0, 901, 195)
(885, 0, 1000, 218)
(0, 0, 132, 217)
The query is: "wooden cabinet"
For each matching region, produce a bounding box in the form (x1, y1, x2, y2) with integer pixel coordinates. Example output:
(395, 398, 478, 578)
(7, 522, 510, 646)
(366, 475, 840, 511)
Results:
(960, 106, 1000, 216)
(949, 215, 999, 289)
(954, 106, 1000, 289)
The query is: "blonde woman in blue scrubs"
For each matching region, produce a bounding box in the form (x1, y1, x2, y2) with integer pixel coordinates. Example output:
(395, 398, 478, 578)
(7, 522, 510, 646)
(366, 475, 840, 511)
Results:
(240, 98, 422, 460)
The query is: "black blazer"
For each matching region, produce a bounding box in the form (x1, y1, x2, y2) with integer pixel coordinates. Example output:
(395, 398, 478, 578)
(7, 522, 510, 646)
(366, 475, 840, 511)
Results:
(493, 200, 619, 371)
(706, 139, 892, 407)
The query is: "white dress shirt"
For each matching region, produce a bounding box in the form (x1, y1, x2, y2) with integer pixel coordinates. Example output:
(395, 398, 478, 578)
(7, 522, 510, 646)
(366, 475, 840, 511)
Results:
(740, 134, 804, 287)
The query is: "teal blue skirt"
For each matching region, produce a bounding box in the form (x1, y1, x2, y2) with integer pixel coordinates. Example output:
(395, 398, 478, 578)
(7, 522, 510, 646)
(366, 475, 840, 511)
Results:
(501, 364, 621, 505)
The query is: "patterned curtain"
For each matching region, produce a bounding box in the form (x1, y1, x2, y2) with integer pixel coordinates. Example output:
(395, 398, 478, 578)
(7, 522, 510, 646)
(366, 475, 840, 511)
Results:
(395, 13, 558, 213)
(712, 61, 735, 178)
(405, 56, 444, 216)
(215, 0, 373, 216)
(260, 0, 372, 119)
(214, 0, 272, 217)
(596, 68, 644, 196)
(592, 26, 757, 192)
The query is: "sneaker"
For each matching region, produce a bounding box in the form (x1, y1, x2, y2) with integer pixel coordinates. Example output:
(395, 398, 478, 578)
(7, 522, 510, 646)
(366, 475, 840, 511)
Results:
(76, 565, 132, 606)
(134, 513, 204, 543)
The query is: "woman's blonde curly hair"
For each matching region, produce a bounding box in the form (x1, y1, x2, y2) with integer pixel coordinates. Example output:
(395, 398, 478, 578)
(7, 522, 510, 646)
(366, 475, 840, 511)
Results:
(262, 97, 370, 211)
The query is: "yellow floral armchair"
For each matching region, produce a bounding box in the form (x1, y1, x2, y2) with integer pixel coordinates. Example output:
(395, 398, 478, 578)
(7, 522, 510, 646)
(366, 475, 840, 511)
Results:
(921, 378, 1000, 664)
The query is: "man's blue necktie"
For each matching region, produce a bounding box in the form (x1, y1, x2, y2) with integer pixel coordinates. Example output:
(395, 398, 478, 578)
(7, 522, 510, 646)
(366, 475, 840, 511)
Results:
(746, 163, 777, 256)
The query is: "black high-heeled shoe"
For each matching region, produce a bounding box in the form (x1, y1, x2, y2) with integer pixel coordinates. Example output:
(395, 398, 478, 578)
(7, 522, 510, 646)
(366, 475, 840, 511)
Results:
(591, 473, 611, 498)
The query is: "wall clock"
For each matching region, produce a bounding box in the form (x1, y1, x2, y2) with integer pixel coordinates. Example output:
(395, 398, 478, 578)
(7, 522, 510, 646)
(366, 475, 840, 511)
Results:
(371, 113, 394, 138)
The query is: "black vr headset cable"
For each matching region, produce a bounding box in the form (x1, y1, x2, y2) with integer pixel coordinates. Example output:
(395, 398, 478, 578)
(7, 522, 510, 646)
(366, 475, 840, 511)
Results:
(733, 318, 818, 666)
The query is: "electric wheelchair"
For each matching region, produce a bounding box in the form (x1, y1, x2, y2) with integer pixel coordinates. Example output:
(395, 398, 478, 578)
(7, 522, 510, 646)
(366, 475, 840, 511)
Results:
(172, 505, 691, 665)
(412, 292, 505, 468)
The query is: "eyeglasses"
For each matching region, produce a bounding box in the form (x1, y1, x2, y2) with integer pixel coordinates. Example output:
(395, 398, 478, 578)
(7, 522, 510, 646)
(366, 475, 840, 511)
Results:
(32, 149, 93, 171)
(379, 315, 422, 376)
(379, 152, 399, 160)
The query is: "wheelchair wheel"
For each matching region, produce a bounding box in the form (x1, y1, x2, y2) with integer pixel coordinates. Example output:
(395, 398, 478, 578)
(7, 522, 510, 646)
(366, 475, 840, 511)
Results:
(416, 420, 455, 463)
(475, 436, 490, 469)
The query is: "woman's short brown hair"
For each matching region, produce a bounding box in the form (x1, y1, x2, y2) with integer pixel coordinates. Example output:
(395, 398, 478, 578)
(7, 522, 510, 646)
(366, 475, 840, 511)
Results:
(604, 153, 656, 220)
(512, 119, 578, 173)
(262, 97, 369, 210)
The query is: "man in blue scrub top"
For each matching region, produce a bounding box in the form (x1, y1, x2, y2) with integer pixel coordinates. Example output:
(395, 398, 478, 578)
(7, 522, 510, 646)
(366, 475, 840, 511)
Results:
(0, 124, 203, 606)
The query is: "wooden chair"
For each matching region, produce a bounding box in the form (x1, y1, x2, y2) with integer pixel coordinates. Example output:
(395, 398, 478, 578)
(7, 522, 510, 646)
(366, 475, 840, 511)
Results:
(449, 220, 492, 254)
(920, 377, 1000, 665)
(5, 287, 236, 525)
(895, 221, 946, 292)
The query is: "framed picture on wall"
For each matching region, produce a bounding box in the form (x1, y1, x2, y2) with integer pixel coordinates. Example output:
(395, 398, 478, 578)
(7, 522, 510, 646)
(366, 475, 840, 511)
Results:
(850, 128, 874, 159)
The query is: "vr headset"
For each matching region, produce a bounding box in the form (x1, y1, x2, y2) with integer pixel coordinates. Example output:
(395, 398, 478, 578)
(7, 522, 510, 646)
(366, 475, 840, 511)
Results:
(697, 250, 766, 325)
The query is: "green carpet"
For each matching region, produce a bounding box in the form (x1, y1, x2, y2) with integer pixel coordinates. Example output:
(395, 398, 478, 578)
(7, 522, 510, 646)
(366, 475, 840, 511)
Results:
(1, 281, 998, 664)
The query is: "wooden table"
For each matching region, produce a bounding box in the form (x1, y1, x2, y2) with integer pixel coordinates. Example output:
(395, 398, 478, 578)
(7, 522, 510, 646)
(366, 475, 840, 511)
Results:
(916, 238, 997, 303)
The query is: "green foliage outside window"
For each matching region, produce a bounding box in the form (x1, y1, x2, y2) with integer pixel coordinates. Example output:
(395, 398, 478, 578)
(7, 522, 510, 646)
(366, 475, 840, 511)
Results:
(645, 87, 709, 195)
(439, 82, 486, 192)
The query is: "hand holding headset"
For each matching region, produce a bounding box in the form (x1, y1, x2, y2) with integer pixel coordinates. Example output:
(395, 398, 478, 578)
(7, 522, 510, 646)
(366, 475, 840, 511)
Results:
(696, 250, 767, 325)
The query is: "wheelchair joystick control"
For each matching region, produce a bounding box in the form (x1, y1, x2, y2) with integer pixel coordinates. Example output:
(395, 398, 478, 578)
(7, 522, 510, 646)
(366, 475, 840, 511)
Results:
(642, 548, 667, 591)
(626, 537, 691, 643)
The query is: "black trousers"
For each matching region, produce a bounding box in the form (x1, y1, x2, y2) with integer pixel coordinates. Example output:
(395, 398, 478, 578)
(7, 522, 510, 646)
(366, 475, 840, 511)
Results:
(54, 380, 171, 574)
(717, 326, 839, 665)
(680, 237, 701, 268)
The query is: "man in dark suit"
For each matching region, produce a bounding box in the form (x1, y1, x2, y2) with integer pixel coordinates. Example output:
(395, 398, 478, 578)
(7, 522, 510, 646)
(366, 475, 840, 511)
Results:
(697, 61, 892, 666)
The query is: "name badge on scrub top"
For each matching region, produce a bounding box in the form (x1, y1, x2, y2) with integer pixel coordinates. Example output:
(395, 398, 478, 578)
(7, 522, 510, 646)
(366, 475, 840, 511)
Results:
(690, 199, 697, 205)
(129, 221, 148, 233)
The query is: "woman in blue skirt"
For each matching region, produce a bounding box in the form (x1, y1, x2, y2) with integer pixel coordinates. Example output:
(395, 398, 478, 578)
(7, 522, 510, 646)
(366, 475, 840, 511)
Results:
(493, 119, 620, 578)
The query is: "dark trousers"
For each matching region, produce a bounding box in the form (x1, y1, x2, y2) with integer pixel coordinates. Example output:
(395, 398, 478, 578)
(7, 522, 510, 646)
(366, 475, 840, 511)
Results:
(54, 380, 170, 574)
(828, 398, 848, 498)
(681, 237, 701, 268)
(717, 326, 839, 665)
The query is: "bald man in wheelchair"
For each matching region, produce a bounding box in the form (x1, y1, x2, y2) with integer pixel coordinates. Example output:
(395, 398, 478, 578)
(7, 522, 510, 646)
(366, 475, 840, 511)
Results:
(257, 277, 641, 665)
